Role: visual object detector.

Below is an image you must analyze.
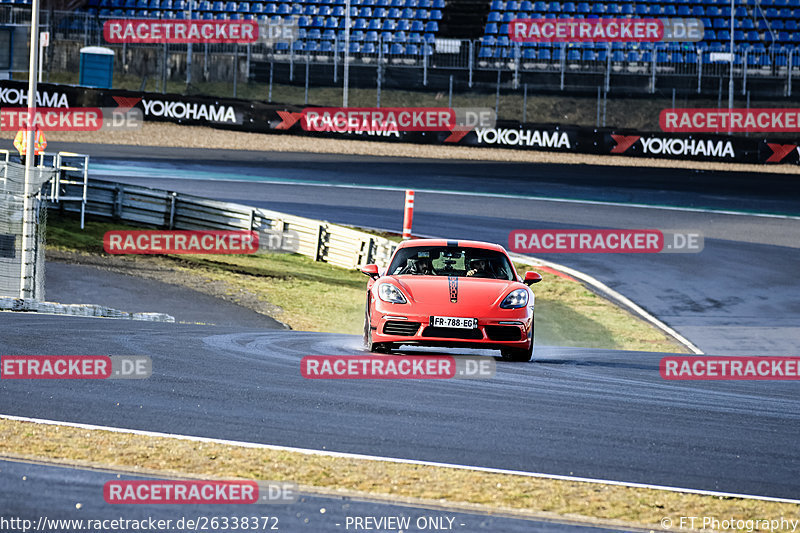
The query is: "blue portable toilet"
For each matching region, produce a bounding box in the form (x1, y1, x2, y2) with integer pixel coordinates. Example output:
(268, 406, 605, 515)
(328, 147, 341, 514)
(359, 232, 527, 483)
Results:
(79, 46, 115, 89)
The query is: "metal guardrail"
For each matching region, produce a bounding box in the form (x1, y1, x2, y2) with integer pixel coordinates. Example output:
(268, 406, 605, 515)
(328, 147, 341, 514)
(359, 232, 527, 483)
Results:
(51, 178, 399, 270)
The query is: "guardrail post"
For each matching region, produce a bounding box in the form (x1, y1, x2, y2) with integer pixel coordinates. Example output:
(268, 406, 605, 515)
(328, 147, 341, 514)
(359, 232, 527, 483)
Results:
(168, 191, 177, 229)
(316, 223, 329, 262)
(560, 44, 565, 90)
(113, 184, 124, 220)
(788, 50, 793, 97)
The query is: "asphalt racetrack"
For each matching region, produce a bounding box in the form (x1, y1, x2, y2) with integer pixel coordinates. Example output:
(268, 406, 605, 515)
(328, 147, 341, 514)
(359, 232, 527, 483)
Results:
(2, 314, 800, 501)
(2, 143, 799, 521)
(72, 143, 800, 357)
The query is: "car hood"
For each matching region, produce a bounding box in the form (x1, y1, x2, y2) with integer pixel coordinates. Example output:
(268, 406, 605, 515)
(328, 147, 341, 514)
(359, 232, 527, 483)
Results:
(390, 276, 523, 306)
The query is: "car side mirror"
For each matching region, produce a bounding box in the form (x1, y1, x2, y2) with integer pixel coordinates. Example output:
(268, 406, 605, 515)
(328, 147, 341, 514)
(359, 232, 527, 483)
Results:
(523, 271, 542, 285)
(361, 264, 380, 278)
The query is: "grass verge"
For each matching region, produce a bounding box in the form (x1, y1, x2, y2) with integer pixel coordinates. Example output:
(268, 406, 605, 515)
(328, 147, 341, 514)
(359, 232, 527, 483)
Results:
(46, 213, 686, 352)
(1, 418, 797, 531)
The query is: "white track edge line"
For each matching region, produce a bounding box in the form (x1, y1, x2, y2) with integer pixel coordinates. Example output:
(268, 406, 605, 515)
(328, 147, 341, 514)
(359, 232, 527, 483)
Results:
(508, 252, 705, 355)
(2, 414, 795, 505)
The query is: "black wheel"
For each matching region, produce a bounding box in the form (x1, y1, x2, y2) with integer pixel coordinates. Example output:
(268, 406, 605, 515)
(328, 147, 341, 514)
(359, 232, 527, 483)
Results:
(501, 326, 534, 362)
(364, 308, 391, 353)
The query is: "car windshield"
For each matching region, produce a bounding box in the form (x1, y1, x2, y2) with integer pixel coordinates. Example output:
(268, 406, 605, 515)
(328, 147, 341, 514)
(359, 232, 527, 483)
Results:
(387, 246, 515, 280)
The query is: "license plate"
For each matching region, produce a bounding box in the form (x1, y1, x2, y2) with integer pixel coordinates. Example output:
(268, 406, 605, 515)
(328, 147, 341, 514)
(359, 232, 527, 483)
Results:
(431, 316, 478, 329)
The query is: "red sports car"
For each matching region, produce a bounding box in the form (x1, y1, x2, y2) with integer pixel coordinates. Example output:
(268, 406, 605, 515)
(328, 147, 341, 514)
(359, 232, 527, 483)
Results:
(361, 239, 542, 362)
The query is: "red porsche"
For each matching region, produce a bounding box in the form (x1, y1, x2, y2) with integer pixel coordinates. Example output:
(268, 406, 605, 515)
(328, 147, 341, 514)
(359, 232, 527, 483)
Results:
(361, 239, 542, 362)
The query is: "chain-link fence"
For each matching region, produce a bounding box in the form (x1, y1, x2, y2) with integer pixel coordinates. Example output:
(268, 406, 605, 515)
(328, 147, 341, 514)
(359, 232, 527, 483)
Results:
(0, 159, 54, 300)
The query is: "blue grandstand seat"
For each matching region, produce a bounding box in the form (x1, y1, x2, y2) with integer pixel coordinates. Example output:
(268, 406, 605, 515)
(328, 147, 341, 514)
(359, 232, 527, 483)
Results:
(706, 6, 718, 15)
(348, 42, 360, 53)
(606, 3, 619, 13)
(713, 18, 726, 28)
(325, 17, 338, 28)
(264, 3, 275, 13)
(742, 18, 754, 29)
(403, 43, 418, 54)
(648, 5, 661, 14)
(323, 28, 336, 39)
(636, 4, 647, 14)
(397, 19, 411, 30)
(401, 7, 414, 16)
(311, 15, 325, 26)
(394, 31, 407, 42)
(533, 0, 545, 10)
(275, 41, 289, 51)
(390, 43, 404, 53)
(490, 0, 502, 9)
(611, 50, 625, 61)
(780, 7, 793, 16)
(485, 22, 498, 33)
(430, 9, 442, 18)
(547, 1, 559, 10)
(520, 0, 532, 10)
(388, 7, 401, 16)
(308, 28, 322, 39)
(497, 35, 510, 46)
(536, 48, 550, 59)
(501, 12, 514, 21)
(362, 42, 376, 53)
(499, 23, 508, 33)
(669, 52, 683, 62)
(224, 1, 236, 11)
(306, 41, 320, 52)
(352, 30, 365, 40)
(677, 4, 689, 14)
(563, 2, 576, 12)
(366, 30, 378, 41)
(408, 32, 422, 42)
(685, 52, 698, 63)
(772, 20, 785, 29)
(383, 19, 396, 29)
(481, 35, 496, 45)
(641, 50, 652, 62)
(414, 8, 428, 17)
(292, 40, 305, 52)
(691, 5, 704, 15)
(303, 5, 316, 14)
(479, 46, 493, 58)
(734, 29, 746, 40)
(626, 50, 640, 61)
(718, 29, 730, 40)
(622, 3, 634, 13)
(320, 41, 333, 52)
(367, 19, 380, 29)
(567, 49, 580, 60)
(353, 18, 367, 29)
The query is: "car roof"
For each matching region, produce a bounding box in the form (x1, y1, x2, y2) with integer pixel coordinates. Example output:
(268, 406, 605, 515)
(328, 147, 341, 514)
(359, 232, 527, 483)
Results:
(396, 239, 508, 254)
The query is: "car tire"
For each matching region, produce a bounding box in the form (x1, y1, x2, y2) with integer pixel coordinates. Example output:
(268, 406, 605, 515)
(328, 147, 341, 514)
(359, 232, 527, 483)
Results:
(364, 309, 391, 353)
(501, 328, 534, 362)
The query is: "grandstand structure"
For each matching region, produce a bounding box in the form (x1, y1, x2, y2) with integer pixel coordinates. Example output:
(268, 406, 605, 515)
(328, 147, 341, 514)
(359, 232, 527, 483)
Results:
(3, 0, 800, 97)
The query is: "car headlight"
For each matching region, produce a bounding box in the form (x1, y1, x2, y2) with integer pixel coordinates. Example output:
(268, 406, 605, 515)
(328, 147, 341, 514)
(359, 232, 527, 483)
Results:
(500, 289, 528, 309)
(378, 283, 408, 304)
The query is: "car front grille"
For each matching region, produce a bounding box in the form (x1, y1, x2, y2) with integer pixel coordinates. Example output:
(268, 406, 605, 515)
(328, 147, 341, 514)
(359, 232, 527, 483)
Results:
(421, 326, 483, 340)
(485, 325, 524, 341)
(383, 321, 421, 336)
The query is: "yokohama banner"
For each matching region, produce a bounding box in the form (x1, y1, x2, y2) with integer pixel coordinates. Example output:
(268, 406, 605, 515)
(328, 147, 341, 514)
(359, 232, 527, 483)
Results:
(2, 80, 798, 164)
